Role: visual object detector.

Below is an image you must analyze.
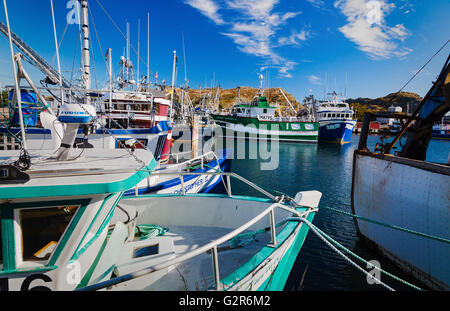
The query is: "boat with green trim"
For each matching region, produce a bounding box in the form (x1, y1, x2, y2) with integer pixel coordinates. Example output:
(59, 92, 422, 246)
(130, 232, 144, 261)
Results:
(211, 78, 319, 143)
(0, 155, 320, 291)
(0, 0, 321, 292)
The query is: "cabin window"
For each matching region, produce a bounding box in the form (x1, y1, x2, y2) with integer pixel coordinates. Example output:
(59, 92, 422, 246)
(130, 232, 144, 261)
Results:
(263, 109, 268, 114)
(332, 114, 336, 118)
(20, 206, 79, 262)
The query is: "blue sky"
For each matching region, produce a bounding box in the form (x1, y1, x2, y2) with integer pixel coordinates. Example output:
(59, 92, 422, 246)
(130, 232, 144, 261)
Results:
(0, 0, 449, 101)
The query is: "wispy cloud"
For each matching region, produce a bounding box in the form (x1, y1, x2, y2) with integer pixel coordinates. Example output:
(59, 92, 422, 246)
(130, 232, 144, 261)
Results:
(277, 29, 311, 46)
(308, 75, 321, 85)
(306, 0, 327, 10)
(334, 0, 412, 59)
(185, 0, 307, 78)
(185, 0, 225, 25)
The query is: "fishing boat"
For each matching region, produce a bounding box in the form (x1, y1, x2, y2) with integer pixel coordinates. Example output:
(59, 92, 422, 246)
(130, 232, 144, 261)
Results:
(0, 146, 320, 292)
(0, 2, 230, 196)
(211, 76, 319, 143)
(304, 92, 356, 144)
(1, 8, 319, 288)
(351, 56, 450, 290)
(431, 111, 450, 140)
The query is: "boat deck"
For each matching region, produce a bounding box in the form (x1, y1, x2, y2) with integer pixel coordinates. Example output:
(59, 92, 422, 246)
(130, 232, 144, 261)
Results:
(116, 225, 273, 291)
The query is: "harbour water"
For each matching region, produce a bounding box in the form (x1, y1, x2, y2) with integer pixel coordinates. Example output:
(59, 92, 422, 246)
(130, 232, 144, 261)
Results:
(208, 133, 449, 291)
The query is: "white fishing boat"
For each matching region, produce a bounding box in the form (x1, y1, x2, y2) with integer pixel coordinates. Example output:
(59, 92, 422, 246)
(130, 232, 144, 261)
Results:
(0, 1, 230, 196)
(352, 56, 450, 290)
(0, 148, 320, 291)
(0, 0, 324, 292)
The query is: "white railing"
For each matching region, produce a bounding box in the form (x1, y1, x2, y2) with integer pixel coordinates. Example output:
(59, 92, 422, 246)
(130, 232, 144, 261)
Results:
(141, 170, 274, 200)
(256, 115, 313, 122)
(77, 192, 318, 291)
(160, 150, 218, 166)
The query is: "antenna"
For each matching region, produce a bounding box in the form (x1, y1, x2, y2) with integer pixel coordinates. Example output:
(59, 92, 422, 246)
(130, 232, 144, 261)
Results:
(345, 72, 348, 99)
(126, 21, 130, 82)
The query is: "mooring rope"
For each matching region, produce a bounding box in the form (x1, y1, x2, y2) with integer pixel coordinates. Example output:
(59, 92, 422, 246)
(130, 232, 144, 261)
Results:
(320, 205, 450, 245)
(293, 217, 424, 291)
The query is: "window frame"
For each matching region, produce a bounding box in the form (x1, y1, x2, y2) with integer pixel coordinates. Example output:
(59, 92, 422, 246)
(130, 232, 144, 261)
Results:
(0, 199, 90, 276)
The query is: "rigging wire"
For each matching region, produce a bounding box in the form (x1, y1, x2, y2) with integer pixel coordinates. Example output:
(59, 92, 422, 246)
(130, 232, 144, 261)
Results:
(88, 3, 109, 79)
(50, 21, 69, 67)
(93, 0, 158, 81)
(390, 40, 449, 103)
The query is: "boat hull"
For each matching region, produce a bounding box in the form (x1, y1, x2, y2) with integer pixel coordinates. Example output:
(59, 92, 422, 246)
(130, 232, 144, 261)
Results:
(351, 151, 450, 290)
(212, 115, 319, 143)
(319, 120, 356, 144)
(431, 128, 450, 140)
(122, 154, 232, 196)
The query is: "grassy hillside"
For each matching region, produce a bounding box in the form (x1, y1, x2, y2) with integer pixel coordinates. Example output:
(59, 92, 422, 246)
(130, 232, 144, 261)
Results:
(347, 91, 422, 120)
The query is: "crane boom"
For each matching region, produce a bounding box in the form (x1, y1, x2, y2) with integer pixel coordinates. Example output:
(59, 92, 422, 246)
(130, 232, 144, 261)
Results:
(0, 21, 72, 89)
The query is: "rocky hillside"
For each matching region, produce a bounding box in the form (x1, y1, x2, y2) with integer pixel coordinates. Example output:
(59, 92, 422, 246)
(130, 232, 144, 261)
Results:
(181, 86, 304, 115)
(173, 86, 423, 120)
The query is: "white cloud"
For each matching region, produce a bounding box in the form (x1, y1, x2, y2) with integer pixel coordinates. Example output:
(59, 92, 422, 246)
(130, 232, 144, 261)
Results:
(277, 29, 311, 46)
(185, 0, 306, 78)
(185, 0, 225, 25)
(334, 0, 412, 59)
(308, 75, 321, 85)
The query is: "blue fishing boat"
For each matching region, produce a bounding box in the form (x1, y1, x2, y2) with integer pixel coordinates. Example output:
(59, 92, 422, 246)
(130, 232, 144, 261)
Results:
(305, 92, 356, 144)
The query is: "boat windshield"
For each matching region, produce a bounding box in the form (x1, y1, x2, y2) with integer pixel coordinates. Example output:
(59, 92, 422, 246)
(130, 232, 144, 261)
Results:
(20, 206, 79, 262)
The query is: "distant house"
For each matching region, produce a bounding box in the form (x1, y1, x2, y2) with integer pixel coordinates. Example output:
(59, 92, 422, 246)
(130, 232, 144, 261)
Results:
(378, 106, 402, 125)
(354, 121, 380, 134)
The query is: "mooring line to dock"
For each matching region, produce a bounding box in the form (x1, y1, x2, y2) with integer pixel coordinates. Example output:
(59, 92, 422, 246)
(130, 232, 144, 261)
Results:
(293, 217, 424, 291)
(250, 181, 450, 245)
(320, 205, 450, 245)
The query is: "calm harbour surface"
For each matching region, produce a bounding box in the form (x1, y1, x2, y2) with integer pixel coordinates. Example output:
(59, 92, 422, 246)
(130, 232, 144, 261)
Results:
(210, 134, 449, 291)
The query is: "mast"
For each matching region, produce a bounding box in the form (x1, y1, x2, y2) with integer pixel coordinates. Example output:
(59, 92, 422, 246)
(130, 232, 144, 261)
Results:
(137, 18, 140, 86)
(126, 21, 130, 83)
(147, 12, 150, 87)
(259, 74, 264, 97)
(170, 50, 177, 119)
(80, 0, 91, 104)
